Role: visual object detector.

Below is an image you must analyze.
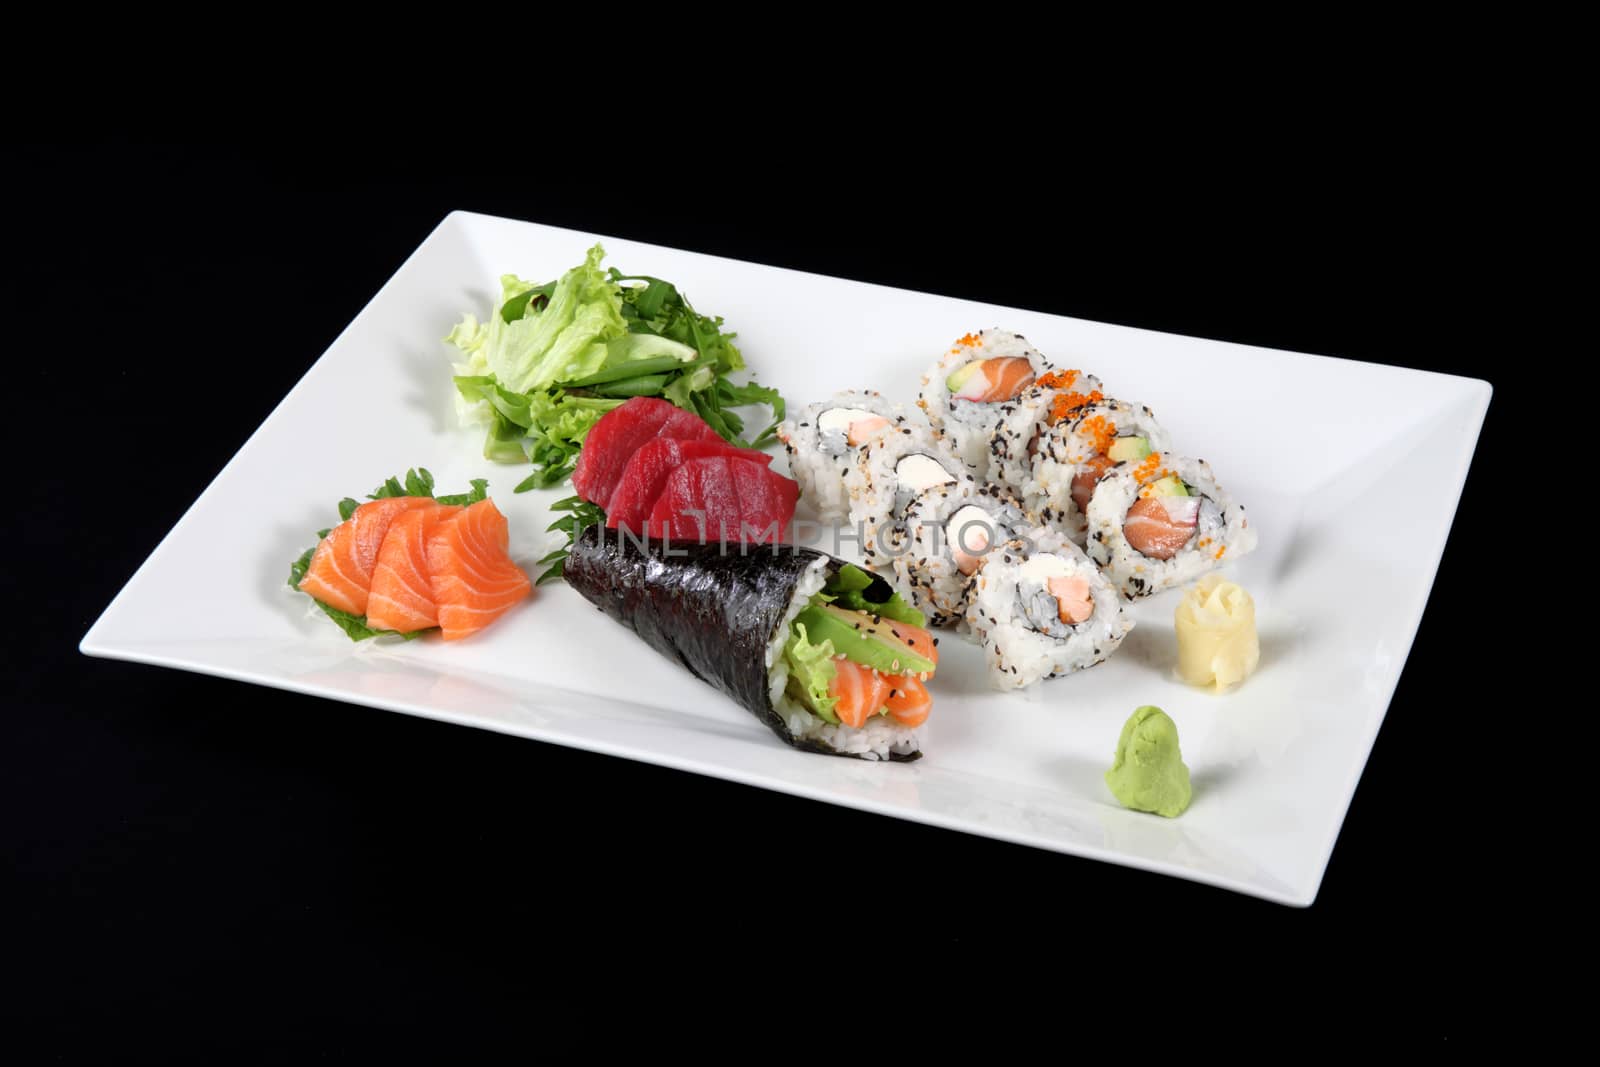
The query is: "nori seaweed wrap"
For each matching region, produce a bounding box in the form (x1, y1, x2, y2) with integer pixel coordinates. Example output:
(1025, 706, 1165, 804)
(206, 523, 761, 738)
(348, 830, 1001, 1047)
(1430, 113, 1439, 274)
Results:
(565, 525, 924, 761)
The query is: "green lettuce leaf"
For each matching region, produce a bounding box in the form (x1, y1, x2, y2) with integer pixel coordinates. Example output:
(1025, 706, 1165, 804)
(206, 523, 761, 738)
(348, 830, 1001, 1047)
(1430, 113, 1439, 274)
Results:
(509, 390, 626, 490)
(479, 246, 628, 393)
(782, 622, 840, 723)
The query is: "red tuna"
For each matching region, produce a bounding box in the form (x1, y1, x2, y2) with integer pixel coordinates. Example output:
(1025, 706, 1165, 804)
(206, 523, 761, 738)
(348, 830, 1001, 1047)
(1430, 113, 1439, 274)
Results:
(572, 397, 721, 506)
(643, 456, 798, 544)
(606, 437, 772, 533)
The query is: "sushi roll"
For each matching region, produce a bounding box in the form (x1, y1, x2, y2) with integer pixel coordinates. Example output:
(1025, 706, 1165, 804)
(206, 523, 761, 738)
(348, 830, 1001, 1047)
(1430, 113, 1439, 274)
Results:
(846, 427, 976, 562)
(886, 483, 1029, 629)
(564, 525, 941, 761)
(776, 391, 918, 522)
(965, 528, 1133, 690)
(916, 329, 1052, 477)
(986, 369, 1107, 509)
(1085, 453, 1256, 599)
(1018, 397, 1175, 545)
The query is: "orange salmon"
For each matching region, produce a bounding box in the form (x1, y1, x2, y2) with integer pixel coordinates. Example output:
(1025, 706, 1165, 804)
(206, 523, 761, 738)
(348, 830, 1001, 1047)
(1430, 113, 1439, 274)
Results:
(298, 497, 434, 616)
(365, 503, 463, 633)
(425, 500, 532, 640)
(1124, 496, 1199, 560)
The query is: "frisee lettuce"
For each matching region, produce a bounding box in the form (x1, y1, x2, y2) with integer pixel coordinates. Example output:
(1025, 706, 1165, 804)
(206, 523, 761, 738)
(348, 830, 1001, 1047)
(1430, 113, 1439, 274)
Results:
(535, 495, 607, 585)
(288, 468, 489, 642)
(445, 244, 786, 492)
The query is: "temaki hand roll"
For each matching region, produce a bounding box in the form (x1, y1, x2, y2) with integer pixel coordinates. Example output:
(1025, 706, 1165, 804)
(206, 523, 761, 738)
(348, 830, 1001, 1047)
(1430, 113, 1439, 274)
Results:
(565, 525, 940, 761)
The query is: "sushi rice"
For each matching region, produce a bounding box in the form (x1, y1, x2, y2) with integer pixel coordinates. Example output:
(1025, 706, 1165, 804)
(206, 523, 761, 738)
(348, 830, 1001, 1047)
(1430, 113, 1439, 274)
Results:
(846, 427, 976, 571)
(1015, 397, 1175, 546)
(916, 329, 1051, 477)
(965, 527, 1133, 690)
(985, 370, 1107, 498)
(777, 390, 919, 523)
(1086, 453, 1256, 598)
(888, 483, 1029, 630)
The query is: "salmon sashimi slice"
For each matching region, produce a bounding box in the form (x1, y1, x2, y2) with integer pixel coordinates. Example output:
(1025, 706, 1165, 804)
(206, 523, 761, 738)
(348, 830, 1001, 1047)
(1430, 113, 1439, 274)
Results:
(829, 657, 891, 730)
(883, 674, 931, 727)
(297, 496, 434, 616)
(1124, 496, 1200, 560)
(1070, 454, 1115, 514)
(951, 357, 1037, 402)
(426, 499, 532, 640)
(365, 503, 463, 633)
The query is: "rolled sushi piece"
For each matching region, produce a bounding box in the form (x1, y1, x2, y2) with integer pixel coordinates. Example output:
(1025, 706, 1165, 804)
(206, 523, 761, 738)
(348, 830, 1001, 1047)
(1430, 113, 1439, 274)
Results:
(987, 369, 1106, 509)
(886, 483, 1029, 629)
(776, 391, 918, 523)
(1085, 453, 1256, 599)
(564, 525, 940, 761)
(1019, 397, 1176, 546)
(846, 427, 976, 567)
(916, 329, 1052, 478)
(966, 527, 1133, 690)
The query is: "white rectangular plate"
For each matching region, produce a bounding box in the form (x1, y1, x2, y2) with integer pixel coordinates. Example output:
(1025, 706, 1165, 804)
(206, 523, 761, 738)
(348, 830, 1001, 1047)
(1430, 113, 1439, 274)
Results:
(81, 211, 1489, 905)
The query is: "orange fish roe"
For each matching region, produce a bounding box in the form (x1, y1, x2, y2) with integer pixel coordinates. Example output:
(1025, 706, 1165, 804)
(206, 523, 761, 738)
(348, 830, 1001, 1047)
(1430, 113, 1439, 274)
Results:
(1214, 546, 1227, 560)
(1132, 451, 1165, 483)
(1049, 389, 1105, 424)
(1035, 369, 1081, 390)
(953, 332, 981, 349)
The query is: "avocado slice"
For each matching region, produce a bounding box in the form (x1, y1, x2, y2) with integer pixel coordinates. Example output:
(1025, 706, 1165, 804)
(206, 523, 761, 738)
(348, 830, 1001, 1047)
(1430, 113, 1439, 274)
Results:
(1147, 474, 1190, 497)
(1107, 435, 1150, 463)
(794, 604, 936, 676)
(945, 361, 983, 393)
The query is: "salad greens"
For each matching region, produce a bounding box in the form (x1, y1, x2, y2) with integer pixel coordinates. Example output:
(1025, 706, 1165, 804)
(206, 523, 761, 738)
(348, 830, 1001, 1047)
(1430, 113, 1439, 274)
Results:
(445, 244, 785, 491)
(535, 495, 606, 586)
(288, 468, 488, 642)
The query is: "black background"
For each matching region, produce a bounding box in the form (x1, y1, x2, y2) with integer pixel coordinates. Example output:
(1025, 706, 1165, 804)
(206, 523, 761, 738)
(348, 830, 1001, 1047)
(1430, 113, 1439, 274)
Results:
(10, 137, 1500, 1044)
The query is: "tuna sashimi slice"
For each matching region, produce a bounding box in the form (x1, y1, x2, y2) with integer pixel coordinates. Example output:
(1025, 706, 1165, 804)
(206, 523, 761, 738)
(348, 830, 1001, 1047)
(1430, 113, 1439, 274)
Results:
(297, 496, 434, 616)
(606, 438, 772, 533)
(365, 502, 463, 633)
(425, 499, 532, 640)
(572, 397, 721, 506)
(643, 456, 798, 544)
(725, 457, 799, 542)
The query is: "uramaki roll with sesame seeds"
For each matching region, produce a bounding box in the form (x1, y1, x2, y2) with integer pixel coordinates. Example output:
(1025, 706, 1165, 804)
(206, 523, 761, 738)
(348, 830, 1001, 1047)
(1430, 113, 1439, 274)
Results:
(884, 482, 1029, 629)
(986, 370, 1108, 522)
(775, 390, 919, 523)
(1085, 453, 1256, 599)
(915, 329, 1053, 478)
(1014, 397, 1175, 547)
(846, 427, 976, 568)
(964, 527, 1133, 690)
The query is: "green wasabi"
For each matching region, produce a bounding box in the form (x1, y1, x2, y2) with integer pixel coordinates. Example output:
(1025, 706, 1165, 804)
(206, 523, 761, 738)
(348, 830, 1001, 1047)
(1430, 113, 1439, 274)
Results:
(1105, 706, 1192, 817)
